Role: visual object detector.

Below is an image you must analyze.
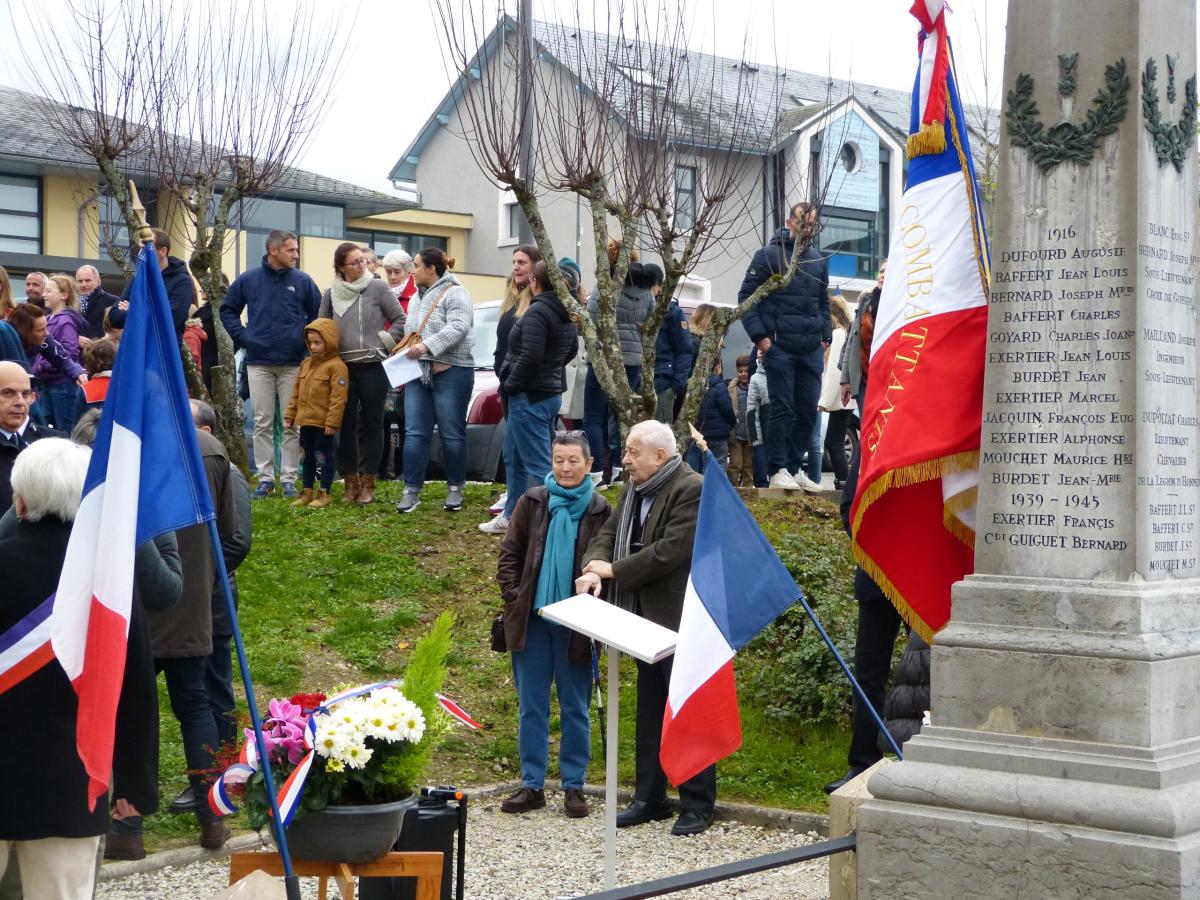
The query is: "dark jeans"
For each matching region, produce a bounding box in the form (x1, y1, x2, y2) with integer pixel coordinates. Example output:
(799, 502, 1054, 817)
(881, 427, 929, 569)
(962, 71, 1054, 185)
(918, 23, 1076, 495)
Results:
(634, 657, 716, 814)
(41, 381, 82, 434)
(751, 444, 770, 487)
(339, 362, 390, 475)
(583, 365, 641, 472)
(502, 392, 561, 518)
(848, 570, 904, 772)
(299, 426, 335, 490)
(205, 634, 237, 750)
(118, 657, 220, 833)
(684, 438, 728, 474)
(762, 344, 824, 473)
(825, 409, 852, 482)
(403, 364, 473, 489)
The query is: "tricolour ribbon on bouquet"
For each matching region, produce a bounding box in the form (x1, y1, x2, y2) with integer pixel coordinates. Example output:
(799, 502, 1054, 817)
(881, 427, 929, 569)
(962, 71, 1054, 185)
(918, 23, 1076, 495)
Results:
(207, 679, 398, 826)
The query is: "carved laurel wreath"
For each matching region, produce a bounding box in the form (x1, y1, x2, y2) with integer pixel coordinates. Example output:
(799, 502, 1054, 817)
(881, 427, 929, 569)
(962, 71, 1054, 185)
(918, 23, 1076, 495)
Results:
(1142, 56, 1197, 173)
(1005, 57, 1131, 172)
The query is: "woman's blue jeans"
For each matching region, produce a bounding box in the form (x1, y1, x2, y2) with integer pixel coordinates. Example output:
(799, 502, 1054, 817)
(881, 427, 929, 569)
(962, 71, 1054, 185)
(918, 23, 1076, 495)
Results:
(583, 364, 640, 472)
(42, 381, 82, 434)
(402, 365, 473, 490)
(502, 392, 561, 518)
(511, 615, 592, 789)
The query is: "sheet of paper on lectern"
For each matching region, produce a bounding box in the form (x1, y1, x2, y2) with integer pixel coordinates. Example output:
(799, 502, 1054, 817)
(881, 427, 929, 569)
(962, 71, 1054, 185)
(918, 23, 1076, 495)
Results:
(539, 593, 677, 664)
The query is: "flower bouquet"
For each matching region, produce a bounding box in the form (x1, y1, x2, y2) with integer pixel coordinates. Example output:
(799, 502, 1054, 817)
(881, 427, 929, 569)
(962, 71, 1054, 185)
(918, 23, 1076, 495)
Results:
(213, 611, 455, 835)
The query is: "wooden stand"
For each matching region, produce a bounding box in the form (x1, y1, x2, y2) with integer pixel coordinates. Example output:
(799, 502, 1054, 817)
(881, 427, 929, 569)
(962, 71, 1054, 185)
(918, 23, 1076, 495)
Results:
(229, 851, 444, 900)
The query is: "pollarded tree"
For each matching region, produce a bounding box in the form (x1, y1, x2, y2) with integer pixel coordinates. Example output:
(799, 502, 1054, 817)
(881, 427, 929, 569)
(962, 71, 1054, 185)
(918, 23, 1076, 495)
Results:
(16, 0, 348, 469)
(436, 0, 845, 449)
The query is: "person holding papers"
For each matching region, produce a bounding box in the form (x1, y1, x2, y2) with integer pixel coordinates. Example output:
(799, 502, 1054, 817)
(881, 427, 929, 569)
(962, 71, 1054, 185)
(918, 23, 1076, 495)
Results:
(576, 419, 714, 836)
(318, 242, 405, 506)
(496, 430, 612, 818)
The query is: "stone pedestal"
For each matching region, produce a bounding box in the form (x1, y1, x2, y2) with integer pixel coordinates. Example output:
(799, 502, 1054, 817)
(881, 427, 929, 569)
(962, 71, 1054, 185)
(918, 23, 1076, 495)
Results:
(858, 0, 1200, 895)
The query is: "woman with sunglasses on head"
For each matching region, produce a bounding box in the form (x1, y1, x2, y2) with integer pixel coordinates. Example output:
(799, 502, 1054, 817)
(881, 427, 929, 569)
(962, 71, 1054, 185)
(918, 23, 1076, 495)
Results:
(319, 242, 406, 506)
(481, 260, 580, 534)
(496, 429, 611, 818)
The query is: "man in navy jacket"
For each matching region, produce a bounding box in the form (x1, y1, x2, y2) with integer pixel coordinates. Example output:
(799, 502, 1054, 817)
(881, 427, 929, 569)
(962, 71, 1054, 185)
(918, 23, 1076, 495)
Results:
(219, 229, 321, 499)
(75, 265, 124, 340)
(738, 202, 831, 491)
(114, 230, 196, 340)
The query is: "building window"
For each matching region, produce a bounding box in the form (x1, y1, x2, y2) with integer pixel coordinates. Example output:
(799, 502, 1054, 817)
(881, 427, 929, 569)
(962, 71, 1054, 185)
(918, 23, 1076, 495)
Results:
(235, 198, 346, 240)
(505, 201, 526, 242)
(345, 229, 448, 257)
(98, 192, 130, 256)
(0, 174, 40, 254)
(839, 141, 862, 174)
(675, 164, 697, 231)
(818, 209, 876, 280)
(299, 202, 344, 238)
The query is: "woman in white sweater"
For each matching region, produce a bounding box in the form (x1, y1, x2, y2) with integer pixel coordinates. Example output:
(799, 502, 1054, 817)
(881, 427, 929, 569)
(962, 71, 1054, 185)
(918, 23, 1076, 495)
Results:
(818, 293, 855, 489)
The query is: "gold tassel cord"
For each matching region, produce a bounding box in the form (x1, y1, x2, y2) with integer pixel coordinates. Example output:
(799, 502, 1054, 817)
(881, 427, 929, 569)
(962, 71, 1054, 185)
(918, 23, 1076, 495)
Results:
(850, 543, 937, 645)
(942, 484, 979, 550)
(906, 120, 947, 159)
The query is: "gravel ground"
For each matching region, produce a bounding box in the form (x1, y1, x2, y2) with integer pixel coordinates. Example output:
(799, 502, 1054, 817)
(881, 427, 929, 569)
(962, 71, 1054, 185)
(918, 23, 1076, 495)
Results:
(97, 791, 830, 899)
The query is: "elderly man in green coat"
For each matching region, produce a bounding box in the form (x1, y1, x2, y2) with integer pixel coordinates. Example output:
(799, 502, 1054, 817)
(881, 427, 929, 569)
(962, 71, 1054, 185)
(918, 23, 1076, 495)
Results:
(576, 419, 715, 836)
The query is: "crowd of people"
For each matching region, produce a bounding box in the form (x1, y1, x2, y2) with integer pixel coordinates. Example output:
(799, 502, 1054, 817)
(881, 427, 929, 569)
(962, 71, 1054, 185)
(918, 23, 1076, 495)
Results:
(0, 198, 893, 891)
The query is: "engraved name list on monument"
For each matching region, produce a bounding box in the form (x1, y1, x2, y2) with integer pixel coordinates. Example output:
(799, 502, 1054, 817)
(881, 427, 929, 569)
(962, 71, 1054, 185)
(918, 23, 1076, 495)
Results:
(980, 205, 1199, 579)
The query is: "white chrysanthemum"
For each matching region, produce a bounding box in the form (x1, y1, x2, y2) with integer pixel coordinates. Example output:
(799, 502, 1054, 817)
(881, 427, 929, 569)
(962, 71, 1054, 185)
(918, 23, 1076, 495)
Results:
(400, 704, 426, 743)
(362, 702, 401, 741)
(313, 722, 348, 759)
(371, 686, 403, 707)
(332, 697, 369, 735)
(341, 741, 374, 769)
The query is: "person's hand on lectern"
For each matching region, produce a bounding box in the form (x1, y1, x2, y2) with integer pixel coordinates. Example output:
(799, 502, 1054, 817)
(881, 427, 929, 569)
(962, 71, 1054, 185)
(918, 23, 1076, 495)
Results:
(575, 571, 604, 596)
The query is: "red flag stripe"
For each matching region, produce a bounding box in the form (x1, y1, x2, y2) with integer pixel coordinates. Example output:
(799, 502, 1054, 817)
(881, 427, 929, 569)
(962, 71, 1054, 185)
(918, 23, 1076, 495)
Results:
(70, 598, 128, 810)
(660, 660, 741, 787)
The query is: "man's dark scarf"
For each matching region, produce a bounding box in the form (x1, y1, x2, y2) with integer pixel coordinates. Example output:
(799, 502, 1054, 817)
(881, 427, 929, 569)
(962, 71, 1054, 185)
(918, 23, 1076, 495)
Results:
(610, 453, 683, 612)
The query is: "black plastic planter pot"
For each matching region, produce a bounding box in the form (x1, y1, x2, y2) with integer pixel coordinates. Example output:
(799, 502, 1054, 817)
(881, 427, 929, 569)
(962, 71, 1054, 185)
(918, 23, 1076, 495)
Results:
(284, 795, 418, 863)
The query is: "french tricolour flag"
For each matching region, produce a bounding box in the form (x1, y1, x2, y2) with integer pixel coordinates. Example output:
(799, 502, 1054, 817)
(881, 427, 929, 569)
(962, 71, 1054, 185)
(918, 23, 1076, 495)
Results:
(659, 455, 800, 786)
(51, 242, 213, 808)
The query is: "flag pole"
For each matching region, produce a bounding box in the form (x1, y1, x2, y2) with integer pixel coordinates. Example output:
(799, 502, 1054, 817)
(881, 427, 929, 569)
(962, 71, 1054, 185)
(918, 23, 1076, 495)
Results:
(128, 184, 301, 899)
(793, 592, 904, 760)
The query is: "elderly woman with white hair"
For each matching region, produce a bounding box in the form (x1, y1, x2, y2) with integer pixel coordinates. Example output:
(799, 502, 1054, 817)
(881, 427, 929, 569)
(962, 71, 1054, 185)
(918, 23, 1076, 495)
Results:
(0, 440, 105, 894)
(382, 249, 418, 313)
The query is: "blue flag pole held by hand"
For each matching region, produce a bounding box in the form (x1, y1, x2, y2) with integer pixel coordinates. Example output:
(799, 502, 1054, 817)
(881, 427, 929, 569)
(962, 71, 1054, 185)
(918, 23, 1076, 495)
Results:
(124, 217, 301, 899)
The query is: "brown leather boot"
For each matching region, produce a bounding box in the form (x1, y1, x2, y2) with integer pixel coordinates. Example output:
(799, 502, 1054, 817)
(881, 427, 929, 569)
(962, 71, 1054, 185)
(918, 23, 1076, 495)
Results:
(309, 488, 332, 509)
(290, 488, 313, 508)
(357, 474, 376, 505)
(341, 473, 360, 504)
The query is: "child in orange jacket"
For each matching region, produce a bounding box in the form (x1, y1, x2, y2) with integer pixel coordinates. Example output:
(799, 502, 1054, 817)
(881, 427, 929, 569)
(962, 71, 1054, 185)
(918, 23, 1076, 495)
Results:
(284, 318, 348, 508)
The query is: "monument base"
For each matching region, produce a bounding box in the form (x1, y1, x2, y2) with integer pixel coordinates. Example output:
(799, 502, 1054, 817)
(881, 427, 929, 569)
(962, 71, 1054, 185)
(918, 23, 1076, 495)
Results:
(857, 575, 1200, 898)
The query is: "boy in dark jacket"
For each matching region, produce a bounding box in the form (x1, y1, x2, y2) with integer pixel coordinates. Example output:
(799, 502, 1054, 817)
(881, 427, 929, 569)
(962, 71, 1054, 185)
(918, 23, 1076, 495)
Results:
(284, 319, 349, 509)
(685, 359, 736, 473)
(648, 264, 693, 424)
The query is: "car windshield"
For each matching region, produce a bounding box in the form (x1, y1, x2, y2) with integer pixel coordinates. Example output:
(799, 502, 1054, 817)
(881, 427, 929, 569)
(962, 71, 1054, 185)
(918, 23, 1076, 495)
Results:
(471, 304, 500, 369)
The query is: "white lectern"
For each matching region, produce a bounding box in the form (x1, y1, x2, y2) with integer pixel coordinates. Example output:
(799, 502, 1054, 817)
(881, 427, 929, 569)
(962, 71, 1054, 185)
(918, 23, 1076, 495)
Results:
(539, 593, 677, 890)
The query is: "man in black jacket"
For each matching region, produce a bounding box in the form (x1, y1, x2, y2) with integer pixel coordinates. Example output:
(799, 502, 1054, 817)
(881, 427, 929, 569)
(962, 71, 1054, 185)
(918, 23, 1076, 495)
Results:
(114, 229, 195, 340)
(0, 361, 63, 515)
(75, 265, 124, 340)
(738, 202, 832, 492)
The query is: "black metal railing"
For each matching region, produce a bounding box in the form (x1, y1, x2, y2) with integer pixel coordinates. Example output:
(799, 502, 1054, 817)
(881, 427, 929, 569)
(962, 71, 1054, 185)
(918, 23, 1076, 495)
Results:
(582, 833, 857, 899)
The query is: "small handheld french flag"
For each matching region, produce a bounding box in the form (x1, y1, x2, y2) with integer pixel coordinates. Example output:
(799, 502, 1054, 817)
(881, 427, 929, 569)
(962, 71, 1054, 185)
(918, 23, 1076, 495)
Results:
(659, 454, 801, 786)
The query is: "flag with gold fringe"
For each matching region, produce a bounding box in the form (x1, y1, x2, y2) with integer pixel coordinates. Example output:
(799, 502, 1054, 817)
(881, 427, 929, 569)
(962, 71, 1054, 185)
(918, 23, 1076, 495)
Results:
(849, 0, 990, 642)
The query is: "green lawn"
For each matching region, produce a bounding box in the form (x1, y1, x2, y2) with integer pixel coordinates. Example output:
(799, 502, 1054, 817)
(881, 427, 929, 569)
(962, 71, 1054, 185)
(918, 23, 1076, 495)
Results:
(145, 479, 855, 849)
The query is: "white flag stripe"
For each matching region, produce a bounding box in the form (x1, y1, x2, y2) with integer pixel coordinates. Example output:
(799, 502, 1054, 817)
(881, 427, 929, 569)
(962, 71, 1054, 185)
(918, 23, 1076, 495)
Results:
(667, 577, 735, 712)
(870, 171, 985, 359)
(0, 619, 51, 673)
(51, 424, 140, 678)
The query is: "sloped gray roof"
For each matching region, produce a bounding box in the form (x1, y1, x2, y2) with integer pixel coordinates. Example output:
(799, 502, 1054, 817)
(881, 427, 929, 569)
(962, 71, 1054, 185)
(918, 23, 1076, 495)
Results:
(0, 84, 411, 216)
(391, 16, 999, 181)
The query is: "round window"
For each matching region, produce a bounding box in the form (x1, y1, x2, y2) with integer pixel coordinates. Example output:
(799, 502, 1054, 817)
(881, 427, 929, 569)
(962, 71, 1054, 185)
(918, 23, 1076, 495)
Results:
(839, 141, 862, 174)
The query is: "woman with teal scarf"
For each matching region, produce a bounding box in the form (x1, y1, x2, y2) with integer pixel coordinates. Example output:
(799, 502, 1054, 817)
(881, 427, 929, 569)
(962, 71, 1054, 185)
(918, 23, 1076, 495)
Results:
(496, 431, 612, 819)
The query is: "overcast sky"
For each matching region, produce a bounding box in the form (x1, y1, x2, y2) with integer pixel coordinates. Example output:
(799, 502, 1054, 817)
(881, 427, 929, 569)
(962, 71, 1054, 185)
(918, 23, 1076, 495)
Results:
(5, 1, 1194, 199)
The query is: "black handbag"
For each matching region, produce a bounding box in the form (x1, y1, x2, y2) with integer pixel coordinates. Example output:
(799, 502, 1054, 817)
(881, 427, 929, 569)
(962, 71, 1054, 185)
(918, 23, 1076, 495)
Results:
(490, 613, 507, 652)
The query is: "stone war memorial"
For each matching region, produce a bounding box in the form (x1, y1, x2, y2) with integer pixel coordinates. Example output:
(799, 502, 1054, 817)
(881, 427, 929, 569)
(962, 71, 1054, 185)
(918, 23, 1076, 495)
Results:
(858, 0, 1200, 896)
